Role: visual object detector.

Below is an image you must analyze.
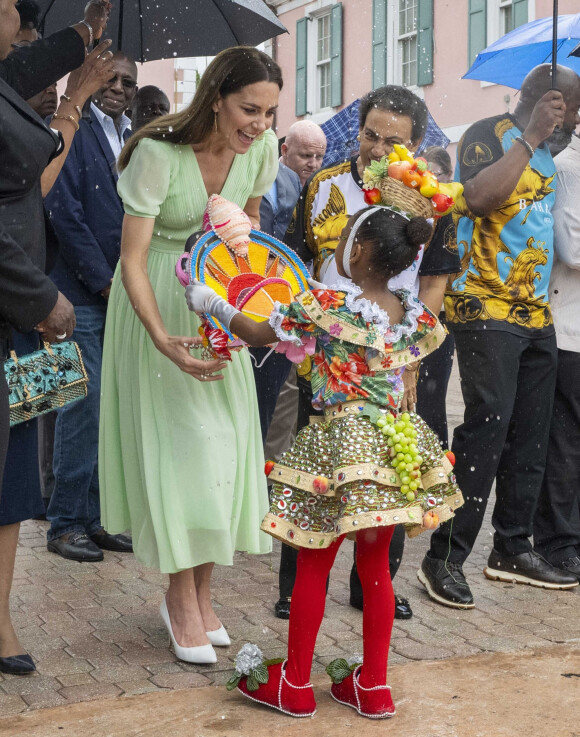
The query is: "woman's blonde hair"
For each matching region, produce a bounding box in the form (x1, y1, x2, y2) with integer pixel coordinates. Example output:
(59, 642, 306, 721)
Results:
(118, 46, 282, 171)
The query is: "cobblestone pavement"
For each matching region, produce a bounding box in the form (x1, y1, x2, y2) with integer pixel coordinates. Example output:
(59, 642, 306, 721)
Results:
(1, 367, 579, 717)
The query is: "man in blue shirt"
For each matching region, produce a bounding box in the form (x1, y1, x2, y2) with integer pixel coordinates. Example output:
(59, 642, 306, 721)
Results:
(418, 64, 580, 608)
(44, 53, 138, 562)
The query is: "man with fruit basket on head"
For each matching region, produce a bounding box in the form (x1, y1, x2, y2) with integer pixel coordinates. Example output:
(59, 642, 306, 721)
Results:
(273, 86, 461, 622)
(418, 64, 580, 609)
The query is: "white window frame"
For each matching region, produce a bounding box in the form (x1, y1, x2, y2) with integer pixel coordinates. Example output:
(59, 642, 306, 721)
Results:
(481, 0, 535, 87)
(487, 0, 535, 48)
(316, 13, 332, 111)
(304, 0, 336, 124)
(384, 0, 422, 96)
(397, 0, 418, 89)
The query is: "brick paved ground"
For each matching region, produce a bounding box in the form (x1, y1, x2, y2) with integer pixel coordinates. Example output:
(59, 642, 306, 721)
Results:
(1, 366, 579, 717)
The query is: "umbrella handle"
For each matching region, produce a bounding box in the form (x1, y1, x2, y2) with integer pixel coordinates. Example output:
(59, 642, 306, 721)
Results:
(38, 0, 59, 36)
(551, 0, 558, 89)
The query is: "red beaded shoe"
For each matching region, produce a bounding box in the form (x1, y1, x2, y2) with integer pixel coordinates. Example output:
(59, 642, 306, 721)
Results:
(330, 665, 395, 719)
(237, 660, 316, 717)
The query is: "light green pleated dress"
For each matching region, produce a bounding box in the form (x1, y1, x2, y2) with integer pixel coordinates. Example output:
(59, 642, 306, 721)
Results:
(98, 131, 278, 573)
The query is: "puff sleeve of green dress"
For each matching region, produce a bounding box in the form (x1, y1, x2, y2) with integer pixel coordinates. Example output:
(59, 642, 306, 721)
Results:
(98, 130, 278, 573)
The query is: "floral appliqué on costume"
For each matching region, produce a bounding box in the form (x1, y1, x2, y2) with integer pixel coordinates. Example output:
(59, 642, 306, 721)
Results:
(269, 281, 434, 411)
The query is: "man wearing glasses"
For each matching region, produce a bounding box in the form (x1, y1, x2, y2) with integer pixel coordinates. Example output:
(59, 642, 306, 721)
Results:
(43, 53, 138, 562)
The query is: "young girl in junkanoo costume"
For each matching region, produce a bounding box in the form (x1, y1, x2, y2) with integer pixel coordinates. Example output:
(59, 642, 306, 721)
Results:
(185, 205, 464, 720)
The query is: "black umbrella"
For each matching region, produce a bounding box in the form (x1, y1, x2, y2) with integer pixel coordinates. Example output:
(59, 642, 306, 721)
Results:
(38, 0, 287, 63)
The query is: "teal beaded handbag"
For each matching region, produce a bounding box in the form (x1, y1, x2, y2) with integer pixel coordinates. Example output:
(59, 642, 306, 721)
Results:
(4, 341, 88, 426)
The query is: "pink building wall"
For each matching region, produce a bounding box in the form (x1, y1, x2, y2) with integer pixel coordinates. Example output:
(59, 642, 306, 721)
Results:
(137, 60, 175, 107)
(273, 0, 375, 136)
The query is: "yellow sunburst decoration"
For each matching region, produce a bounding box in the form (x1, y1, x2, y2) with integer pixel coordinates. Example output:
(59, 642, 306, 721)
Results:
(176, 196, 310, 341)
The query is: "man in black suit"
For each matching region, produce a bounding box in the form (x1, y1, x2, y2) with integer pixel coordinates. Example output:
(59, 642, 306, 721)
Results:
(44, 51, 138, 562)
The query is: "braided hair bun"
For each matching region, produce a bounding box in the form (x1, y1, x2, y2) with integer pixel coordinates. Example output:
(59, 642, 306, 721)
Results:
(405, 217, 433, 248)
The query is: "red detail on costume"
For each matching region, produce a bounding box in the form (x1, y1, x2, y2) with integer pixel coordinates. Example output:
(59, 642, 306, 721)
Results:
(200, 320, 232, 360)
(417, 310, 437, 328)
(226, 273, 263, 306)
(271, 522, 276, 528)
(446, 450, 456, 466)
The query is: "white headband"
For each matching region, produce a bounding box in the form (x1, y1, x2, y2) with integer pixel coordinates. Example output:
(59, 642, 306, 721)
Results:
(342, 205, 411, 277)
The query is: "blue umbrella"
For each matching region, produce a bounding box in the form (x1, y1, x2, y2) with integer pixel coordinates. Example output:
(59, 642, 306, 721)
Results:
(320, 99, 450, 169)
(463, 13, 580, 90)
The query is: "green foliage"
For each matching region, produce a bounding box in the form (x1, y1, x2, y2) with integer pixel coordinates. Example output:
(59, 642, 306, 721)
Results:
(325, 657, 360, 684)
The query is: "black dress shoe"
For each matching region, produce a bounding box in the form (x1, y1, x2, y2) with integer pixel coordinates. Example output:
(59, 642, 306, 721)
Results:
(417, 553, 474, 609)
(0, 654, 36, 675)
(484, 549, 579, 589)
(557, 556, 580, 581)
(350, 592, 413, 620)
(274, 598, 291, 619)
(349, 592, 363, 611)
(47, 532, 104, 562)
(394, 594, 413, 620)
(89, 529, 133, 553)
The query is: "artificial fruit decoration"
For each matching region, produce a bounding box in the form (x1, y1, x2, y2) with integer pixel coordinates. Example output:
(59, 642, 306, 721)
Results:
(438, 181, 464, 201)
(431, 192, 455, 216)
(422, 510, 440, 529)
(419, 175, 439, 198)
(402, 169, 423, 189)
(387, 160, 412, 180)
(393, 143, 415, 164)
(363, 187, 382, 205)
(412, 156, 428, 173)
(264, 461, 275, 476)
(313, 476, 330, 495)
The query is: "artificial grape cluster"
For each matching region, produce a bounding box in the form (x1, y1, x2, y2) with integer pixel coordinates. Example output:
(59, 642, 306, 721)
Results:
(375, 412, 423, 502)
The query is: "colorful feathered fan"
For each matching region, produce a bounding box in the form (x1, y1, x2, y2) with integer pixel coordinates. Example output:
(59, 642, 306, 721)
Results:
(177, 195, 310, 345)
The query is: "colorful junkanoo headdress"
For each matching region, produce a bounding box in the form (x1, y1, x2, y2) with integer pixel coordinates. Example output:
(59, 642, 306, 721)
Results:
(176, 195, 310, 357)
(342, 205, 410, 277)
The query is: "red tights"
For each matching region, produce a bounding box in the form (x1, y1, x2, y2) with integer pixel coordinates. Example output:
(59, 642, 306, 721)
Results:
(285, 526, 395, 689)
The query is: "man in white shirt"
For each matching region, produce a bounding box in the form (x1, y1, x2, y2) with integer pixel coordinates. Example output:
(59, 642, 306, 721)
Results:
(533, 133, 580, 581)
(44, 53, 138, 562)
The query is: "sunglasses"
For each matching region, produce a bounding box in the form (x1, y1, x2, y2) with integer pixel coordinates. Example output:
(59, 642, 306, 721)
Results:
(106, 75, 137, 90)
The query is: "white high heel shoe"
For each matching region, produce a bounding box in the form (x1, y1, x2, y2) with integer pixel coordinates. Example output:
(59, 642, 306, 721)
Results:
(206, 625, 231, 647)
(160, 598, 217, 664)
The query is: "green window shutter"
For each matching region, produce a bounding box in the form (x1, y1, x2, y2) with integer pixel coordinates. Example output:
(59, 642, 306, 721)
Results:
(512, 0, 528, 29)
(468, 0, 487, 67)
(417, 0, 434, 86)
(330, 3, 343, 108)
(295, 17, 308, 117)
(372, 0, 387, 90)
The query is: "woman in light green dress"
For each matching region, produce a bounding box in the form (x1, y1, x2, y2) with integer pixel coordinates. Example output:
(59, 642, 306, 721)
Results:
(99, 48, 282, 664)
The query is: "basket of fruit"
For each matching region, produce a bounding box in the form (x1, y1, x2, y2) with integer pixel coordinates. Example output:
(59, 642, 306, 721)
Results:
(362, 144, 463, 219)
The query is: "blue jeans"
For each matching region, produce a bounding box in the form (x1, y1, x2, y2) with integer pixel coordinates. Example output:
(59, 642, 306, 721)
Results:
(47, 305, 107, 541)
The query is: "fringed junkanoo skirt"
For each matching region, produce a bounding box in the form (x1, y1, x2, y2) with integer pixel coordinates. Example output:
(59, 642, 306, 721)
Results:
(262, 401, 464, 549)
